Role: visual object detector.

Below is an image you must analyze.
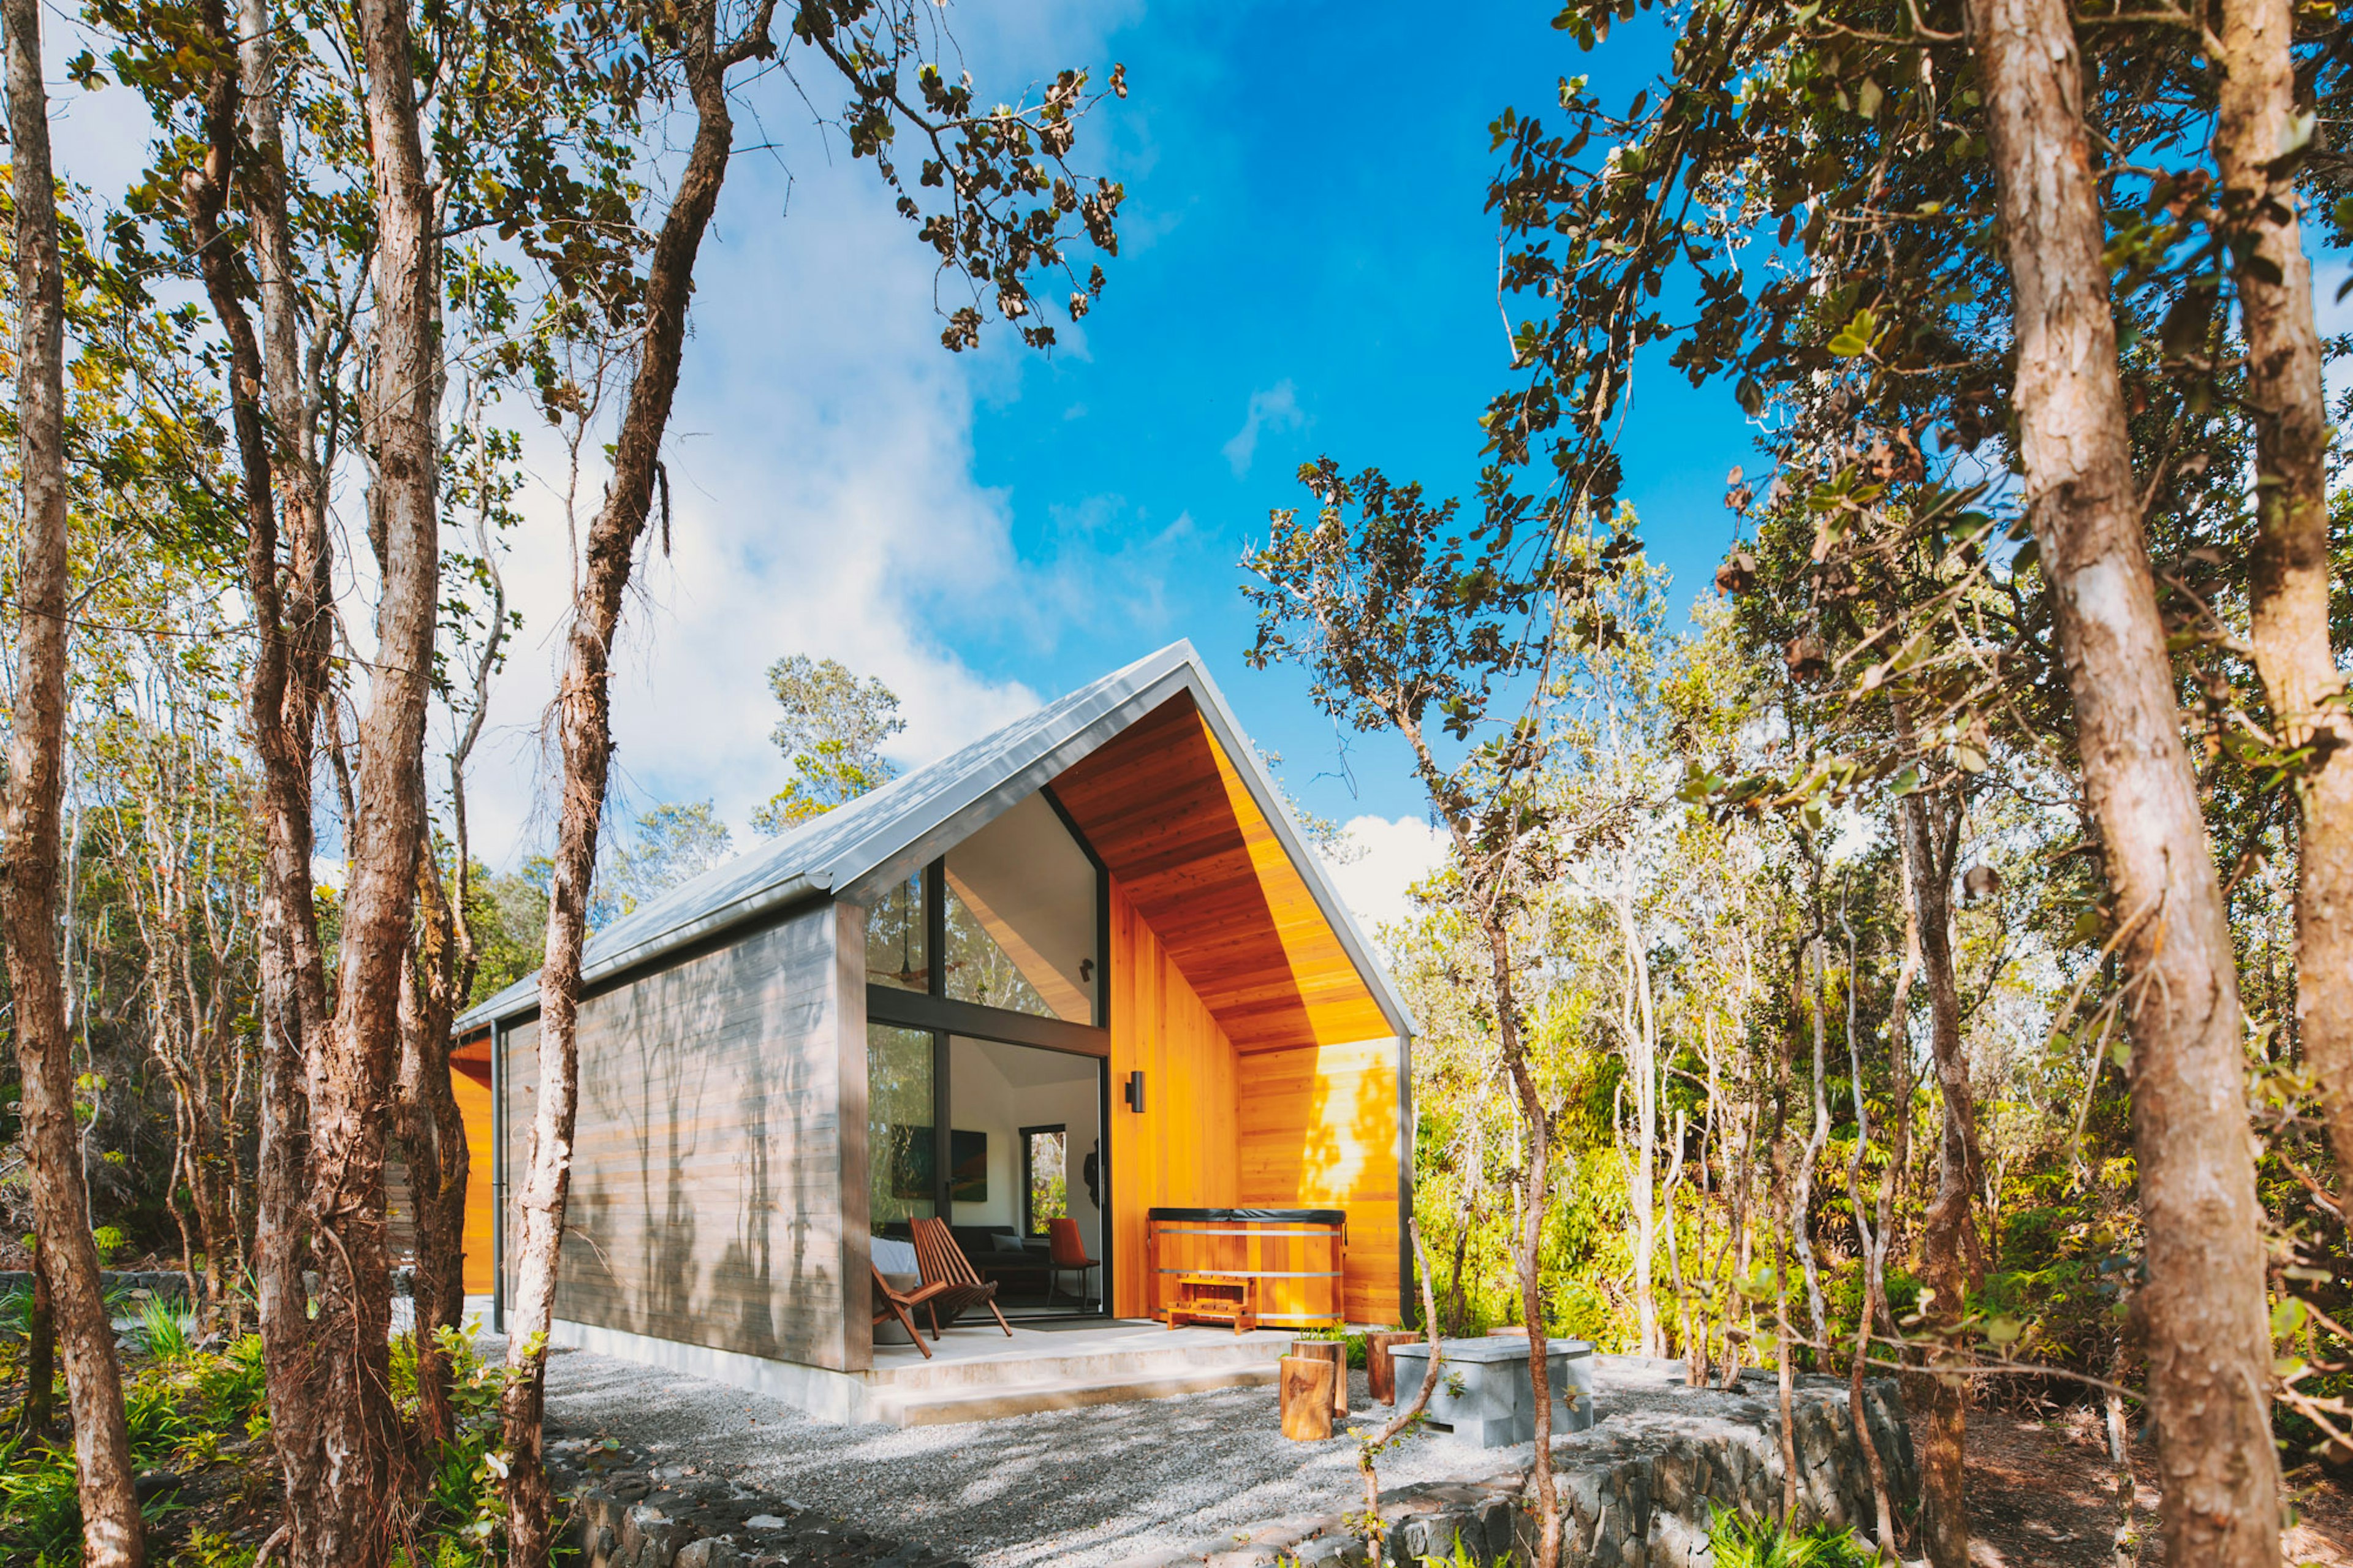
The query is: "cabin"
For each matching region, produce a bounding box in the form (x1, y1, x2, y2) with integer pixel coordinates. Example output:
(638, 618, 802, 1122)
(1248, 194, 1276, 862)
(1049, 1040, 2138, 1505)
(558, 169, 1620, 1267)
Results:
(448, 642, 1416, 1420)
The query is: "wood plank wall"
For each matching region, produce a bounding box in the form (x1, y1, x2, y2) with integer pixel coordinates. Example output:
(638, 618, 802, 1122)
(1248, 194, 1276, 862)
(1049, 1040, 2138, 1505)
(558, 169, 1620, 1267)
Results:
(1237, 1039, 1403, 1324)
(453, 1064, 494, 1294)
(1107, 878, 1239, 1319)
(498, 903, 858, 1369)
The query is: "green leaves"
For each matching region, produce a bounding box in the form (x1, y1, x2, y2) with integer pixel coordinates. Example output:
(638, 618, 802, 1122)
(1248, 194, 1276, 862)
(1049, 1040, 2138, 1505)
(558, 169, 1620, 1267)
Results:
(1825, 306, 1882, 358)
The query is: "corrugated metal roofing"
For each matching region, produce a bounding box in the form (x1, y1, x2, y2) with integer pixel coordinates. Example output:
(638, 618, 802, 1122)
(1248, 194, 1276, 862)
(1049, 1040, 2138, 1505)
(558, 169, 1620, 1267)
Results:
(454, 639, 1416, 1037)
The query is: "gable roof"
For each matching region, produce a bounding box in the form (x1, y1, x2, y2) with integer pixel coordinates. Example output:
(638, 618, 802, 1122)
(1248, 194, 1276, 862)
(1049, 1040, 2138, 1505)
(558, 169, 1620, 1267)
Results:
(455, 640, 1416, 1039)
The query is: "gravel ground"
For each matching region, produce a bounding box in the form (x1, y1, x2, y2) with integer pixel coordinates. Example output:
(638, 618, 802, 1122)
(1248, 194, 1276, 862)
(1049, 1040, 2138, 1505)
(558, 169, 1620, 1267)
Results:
(488, 1331, 1528, 1568)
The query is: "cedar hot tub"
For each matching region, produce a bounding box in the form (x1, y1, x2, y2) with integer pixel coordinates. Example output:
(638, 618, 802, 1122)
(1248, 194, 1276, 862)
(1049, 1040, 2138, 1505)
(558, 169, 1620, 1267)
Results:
(1145, 1206, 1347, 1328)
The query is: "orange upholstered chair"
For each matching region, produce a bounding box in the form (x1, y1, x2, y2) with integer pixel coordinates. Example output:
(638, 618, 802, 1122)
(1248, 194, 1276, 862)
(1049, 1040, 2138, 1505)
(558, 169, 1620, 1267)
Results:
(1047, 1217, 1098, 1305)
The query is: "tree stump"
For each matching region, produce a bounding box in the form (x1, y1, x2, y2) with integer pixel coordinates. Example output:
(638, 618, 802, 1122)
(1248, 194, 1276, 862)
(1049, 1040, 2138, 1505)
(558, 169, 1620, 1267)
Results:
(1280, 1355, 1336, 1441)
(1288, 1338, 1347, 1418)
(1366, 1330, 1420, 1404)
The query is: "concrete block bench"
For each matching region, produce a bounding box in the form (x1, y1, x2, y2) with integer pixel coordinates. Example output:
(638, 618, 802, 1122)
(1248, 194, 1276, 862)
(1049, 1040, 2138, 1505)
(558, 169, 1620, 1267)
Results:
(1389, 1336, 1594, 1449)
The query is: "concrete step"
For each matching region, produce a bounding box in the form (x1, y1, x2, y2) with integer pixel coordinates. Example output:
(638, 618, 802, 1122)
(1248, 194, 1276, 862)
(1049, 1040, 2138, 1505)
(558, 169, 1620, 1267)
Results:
(868, 1330, 1290, 1392)
(865, 1359, 1283, 1426)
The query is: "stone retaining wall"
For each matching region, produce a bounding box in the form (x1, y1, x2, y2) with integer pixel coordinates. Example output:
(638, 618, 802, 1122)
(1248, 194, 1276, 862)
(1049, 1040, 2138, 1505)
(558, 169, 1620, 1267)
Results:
(1121, 1358, 1918, 1568)
(0, 1269, 190, 1301)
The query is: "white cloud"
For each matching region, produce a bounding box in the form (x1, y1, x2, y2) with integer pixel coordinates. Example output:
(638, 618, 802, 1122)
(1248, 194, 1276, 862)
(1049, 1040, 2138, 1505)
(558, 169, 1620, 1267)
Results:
(1322, 813, 1447, 939)
(45, 1, 1164, 875)
(1220, 379, 1307, 477)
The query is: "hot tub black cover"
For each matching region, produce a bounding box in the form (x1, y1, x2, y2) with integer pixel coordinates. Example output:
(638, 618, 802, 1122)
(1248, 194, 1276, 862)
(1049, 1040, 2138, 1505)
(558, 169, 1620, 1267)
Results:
(1145, 1206, 1347, 1224)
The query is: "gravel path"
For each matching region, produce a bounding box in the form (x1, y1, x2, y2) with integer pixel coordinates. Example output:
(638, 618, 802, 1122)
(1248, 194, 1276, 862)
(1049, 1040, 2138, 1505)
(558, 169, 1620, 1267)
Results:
(493, 1333, 1522, 1568)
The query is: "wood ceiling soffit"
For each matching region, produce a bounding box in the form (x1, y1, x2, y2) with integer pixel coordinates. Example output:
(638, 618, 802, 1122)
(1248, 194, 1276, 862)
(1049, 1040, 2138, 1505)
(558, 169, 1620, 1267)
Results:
(1052, 694, 1387, 1051)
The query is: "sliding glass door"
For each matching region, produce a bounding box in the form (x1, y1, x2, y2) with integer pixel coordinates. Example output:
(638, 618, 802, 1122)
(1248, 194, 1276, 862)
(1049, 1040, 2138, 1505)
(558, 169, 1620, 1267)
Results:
(863, 784, 1113, 1320)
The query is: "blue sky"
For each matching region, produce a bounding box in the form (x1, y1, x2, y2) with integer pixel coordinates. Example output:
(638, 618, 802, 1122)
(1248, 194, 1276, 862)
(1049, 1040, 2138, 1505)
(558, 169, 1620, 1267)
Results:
(901, 2, 1751, 819)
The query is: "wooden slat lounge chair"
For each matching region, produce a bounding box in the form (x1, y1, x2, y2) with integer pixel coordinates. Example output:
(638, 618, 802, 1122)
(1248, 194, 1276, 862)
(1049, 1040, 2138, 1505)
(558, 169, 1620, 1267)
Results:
(871, 1264, 953, 1358)
(909, 1217, 1014, 1337)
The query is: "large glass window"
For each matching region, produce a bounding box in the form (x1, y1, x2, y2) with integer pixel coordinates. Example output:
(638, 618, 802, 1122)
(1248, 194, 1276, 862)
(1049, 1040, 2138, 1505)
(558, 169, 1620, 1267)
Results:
(941, 793, 1099, 1023)
(865, 873, 927, 994)
(867, 1023, 936, 1232)
(1023, 1126, 1068, 1237)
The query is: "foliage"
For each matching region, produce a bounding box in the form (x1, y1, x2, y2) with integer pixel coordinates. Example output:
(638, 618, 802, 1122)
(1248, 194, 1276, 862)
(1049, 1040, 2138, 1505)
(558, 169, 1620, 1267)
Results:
(600, 801, 737, 919)
(751, 656, 907, 835)
(133, 1293, 195, 1363)
(1705, 1508, 1877, 1568)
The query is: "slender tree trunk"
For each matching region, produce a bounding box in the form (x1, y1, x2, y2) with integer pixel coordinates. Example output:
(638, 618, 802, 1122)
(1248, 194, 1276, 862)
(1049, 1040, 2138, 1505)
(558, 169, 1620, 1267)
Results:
(1895, 787, 1975, 1568)
(1, 2, 143, 1553)
(1490, 920, 1563, 1568)
(499, 7, 770, 1559)
(1623, 904, 1661, 1358)
(1791, 934, 1832, 1354)
(2215, 0, 2353, 1179)
(21, 1232, 55, 1433)
(1840, 906, 1898, 1559)
(1966, 0, 2283, 1556)
(1770, 1123, 1798, 1523)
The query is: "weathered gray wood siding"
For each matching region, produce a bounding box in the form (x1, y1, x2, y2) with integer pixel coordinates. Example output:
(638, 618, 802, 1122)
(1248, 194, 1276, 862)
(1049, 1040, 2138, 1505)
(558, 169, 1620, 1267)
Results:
(499, 900, 867, 1371)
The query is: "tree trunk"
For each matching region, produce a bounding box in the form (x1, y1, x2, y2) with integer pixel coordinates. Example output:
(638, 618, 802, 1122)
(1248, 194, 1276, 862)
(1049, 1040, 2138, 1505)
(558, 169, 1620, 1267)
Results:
(396, 856, 472, 1447)
(22, 1232, 55, 1433)
(1896, 786, 1976, 1568)
(1840, 904, 1898, 1559)
(499, 7, 760, 1561)
(1623, 903, 1661, 1358)
(2215, 0, 2353, 1180)
(1966, 0, 2284, 1556)
(1, 1, 144, 1553)
(1490, 920, 1563, 1568)
(252, 0, 450, 1555)
(1791, 934, 1832, 1354)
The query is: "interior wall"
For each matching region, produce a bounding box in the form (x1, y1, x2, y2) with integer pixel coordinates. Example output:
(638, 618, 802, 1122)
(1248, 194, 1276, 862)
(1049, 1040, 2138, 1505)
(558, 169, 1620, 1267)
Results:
(1237, 1037, 1403, 1324)
(1107, 878, 1240, 1318)
(945, 1037, 1103, 1259)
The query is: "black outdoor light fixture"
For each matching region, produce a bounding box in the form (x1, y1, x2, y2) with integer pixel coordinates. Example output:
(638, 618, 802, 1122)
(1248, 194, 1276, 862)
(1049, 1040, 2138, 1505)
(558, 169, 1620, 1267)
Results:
(1123, 1070, 1145, 1113)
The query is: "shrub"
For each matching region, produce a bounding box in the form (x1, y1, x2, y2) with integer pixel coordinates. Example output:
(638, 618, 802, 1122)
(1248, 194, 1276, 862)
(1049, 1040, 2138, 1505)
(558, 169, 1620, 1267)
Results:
(0, 1427, 81, 1564)
(134, 1294, 194, 1363)
(91, 1225, 127, 1266)
(1705, 1507, 1877, 1568)
(191, 1334, 269, 1434)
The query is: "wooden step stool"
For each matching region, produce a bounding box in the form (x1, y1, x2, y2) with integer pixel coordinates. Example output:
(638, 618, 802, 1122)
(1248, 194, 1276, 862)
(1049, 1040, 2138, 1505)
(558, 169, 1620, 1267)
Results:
(1165, 1272, 1256, 1334)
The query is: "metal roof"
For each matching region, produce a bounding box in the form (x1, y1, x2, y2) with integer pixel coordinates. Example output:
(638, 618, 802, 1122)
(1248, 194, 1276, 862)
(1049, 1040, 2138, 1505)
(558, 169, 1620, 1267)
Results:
(455, 639, 1417, 1038)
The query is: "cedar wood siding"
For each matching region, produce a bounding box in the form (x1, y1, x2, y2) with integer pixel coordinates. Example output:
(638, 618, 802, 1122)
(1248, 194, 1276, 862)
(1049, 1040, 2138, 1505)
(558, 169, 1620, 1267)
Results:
(1104, 877, 1404, 1324)
(1235, 1037, 1404, 1324)
(499, 901, 868, 1371)
(1106, 878, 1240, 1319)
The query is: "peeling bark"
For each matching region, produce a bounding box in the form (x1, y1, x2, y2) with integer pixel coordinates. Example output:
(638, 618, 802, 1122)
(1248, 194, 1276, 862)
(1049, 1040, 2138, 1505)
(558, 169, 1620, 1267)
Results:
(498, 4, 775, 1560)
(1966, 0, 2284, 1556)
(2215, 0, 2353, 1180)
(1, 0, 144, 1552)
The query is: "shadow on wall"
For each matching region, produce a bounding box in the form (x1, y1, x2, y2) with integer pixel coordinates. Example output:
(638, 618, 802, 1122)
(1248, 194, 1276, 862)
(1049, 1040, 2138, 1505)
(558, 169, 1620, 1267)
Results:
(559, 919, 835, 1365)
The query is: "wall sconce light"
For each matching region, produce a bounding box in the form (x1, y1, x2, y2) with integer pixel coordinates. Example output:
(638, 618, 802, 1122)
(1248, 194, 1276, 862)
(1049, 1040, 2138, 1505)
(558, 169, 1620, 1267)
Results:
(1123, 1070, 1145, 1113)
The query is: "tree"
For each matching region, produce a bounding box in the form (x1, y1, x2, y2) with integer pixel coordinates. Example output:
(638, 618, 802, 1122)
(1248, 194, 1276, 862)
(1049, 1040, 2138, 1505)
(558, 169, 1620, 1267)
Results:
(1453, 0, 2328, 1552)
(751, 654, 906, 833)
(604, 801, 735, 914)
(1965, 0, 2279, 1553)
(0, 0, 144, 1552)
(498, 7, 1126, 1560)
(1247, 462, 1639, 1568)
